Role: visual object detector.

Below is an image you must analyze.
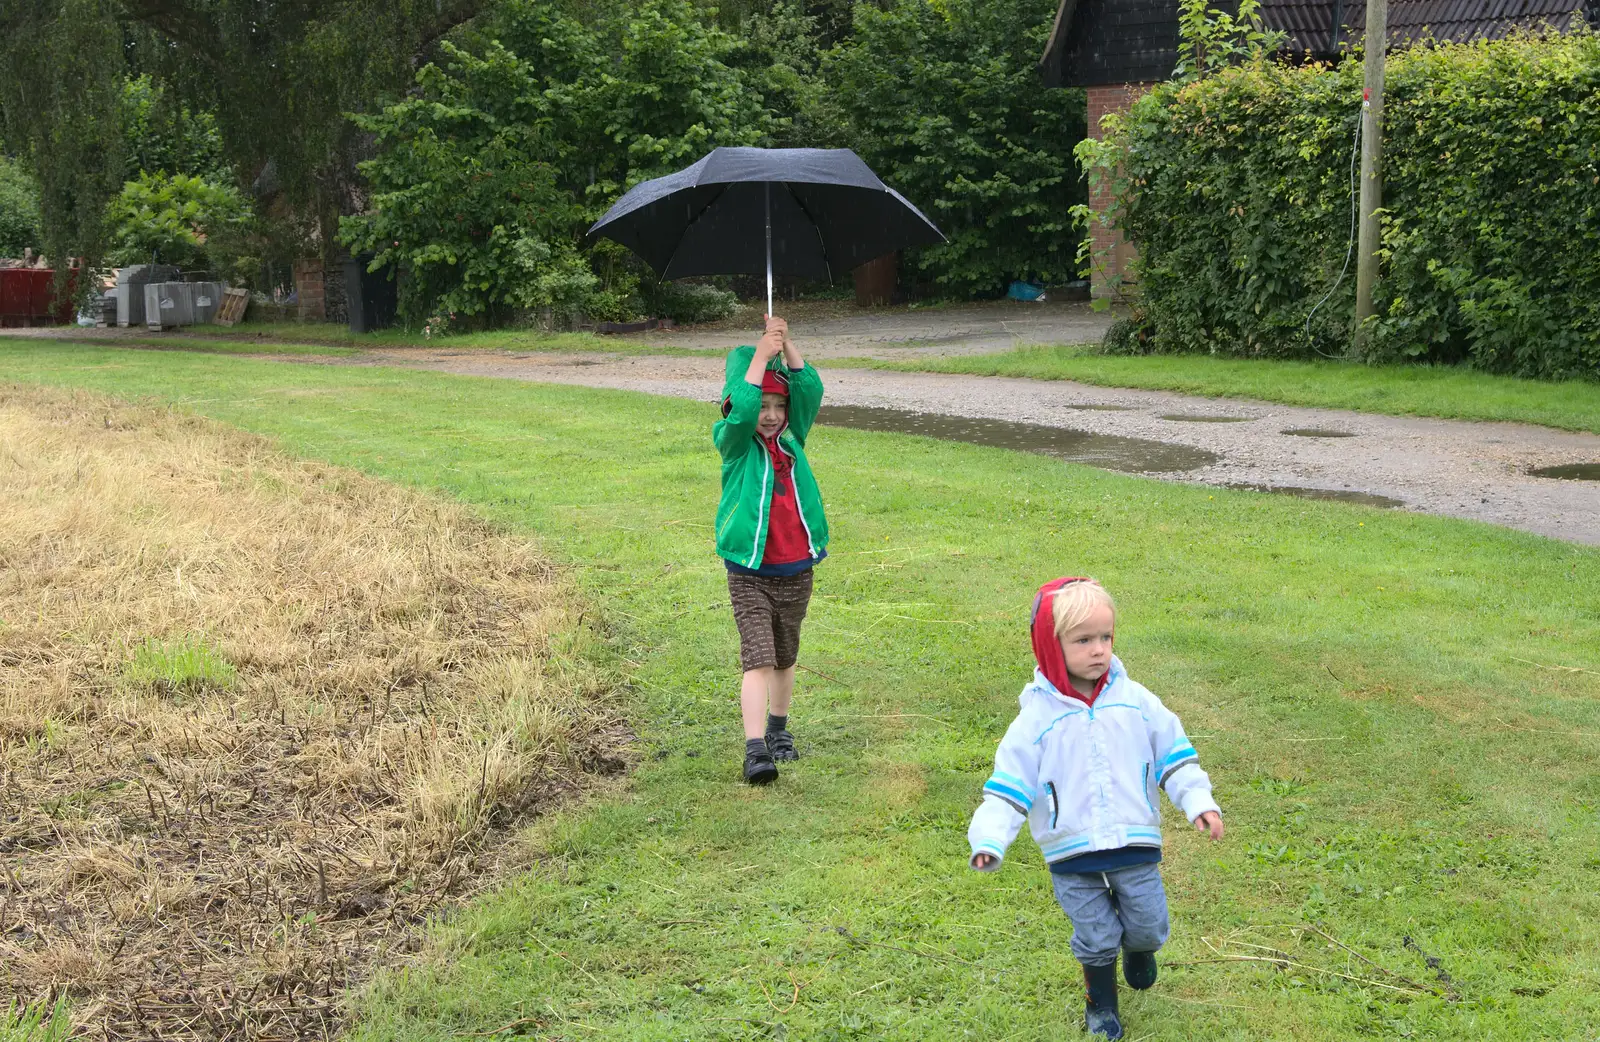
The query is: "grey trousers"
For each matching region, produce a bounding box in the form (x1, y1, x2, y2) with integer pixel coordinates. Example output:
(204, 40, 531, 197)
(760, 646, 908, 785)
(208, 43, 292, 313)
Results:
(1051, 861, 1171, 967)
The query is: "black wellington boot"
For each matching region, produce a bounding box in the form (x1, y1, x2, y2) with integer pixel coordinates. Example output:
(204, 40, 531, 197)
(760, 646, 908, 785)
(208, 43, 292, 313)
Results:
(1123, 949, 1158, 990)
(1083, 961, 1124, 1040)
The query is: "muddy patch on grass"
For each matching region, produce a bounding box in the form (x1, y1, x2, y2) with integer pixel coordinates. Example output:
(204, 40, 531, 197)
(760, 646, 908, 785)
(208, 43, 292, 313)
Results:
(0, 386, 626, 1041)
(815, 404, 1218, 473)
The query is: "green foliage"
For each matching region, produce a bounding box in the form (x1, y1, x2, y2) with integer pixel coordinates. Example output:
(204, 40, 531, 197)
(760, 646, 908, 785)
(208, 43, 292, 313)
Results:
(0, 156, 43, 256)
(1100, 316, 1150, 354)
(0, 0, 128, 284)
(727, 2, 842, 148)
(342, 0, 776, 325)
(0, 997, 72, 1042)
(123, 636, 237, 697)
(1173, 0, 1288, 82)
(106, 172, 255, 279)
(2, 0, 484, 272)
(826, 0, 1087, 295)
(647, 281, 739, 324)
(120, 75, 228, 181)
(1104, 32, 1600, 378)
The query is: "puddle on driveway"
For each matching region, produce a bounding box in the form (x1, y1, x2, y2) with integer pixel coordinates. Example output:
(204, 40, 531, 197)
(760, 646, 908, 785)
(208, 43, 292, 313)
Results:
(1283, 428, 1356, 438)
(1529, 462, 1600, 480)
(1161, 413, 1254, 423)
(1226, 483, 1403, 508)
(814, 405, 1217, 473)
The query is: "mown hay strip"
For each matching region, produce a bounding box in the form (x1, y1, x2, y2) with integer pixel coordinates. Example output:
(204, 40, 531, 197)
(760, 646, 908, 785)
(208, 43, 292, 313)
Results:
(0, 384, 627, 1041)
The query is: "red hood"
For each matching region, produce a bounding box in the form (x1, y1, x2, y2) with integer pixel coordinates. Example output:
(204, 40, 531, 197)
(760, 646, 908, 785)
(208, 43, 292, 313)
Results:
(1031, 577, 1110, 706)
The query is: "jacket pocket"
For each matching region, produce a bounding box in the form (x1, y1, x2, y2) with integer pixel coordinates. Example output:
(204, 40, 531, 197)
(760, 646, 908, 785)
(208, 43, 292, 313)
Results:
(1142, 762, 1157, 814)
(1046, 781, 1060, 829)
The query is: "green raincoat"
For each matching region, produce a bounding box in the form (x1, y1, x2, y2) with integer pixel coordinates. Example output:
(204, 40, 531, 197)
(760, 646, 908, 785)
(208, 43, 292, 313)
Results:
(713, 345, 829, 570)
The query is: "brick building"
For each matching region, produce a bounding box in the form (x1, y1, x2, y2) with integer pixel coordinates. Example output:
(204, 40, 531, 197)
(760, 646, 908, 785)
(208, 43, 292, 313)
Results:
(1040, 0, 1599, 297)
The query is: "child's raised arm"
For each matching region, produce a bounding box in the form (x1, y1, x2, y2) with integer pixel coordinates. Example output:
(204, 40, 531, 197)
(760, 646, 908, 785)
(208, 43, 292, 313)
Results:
(766, 317, 823, 446)
(714, 342, 779, 460)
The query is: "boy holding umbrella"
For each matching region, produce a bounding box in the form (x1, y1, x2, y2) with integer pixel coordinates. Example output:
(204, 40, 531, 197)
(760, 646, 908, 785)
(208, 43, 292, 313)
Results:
(714, 315, 829, 784)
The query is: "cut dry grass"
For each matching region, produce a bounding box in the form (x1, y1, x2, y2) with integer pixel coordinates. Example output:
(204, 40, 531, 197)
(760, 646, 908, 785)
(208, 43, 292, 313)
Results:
(0, 385, 626, 1041)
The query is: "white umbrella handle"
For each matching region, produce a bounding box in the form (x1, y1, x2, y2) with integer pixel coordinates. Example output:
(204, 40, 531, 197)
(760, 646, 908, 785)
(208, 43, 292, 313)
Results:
(765, 182, 773, 319)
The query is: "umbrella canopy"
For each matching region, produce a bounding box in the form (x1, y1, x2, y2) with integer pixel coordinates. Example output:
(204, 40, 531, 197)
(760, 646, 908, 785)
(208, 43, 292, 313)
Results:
(586, 147, 944, 293)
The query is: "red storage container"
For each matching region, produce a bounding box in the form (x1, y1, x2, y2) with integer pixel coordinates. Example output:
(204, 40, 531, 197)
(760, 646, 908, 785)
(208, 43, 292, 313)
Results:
(0, 268, 77, 326)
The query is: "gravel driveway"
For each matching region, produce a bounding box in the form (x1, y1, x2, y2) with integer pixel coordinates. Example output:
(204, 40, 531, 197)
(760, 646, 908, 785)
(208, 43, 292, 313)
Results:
(618, 298, 1111, 358)
(356, 348, 1600, 546)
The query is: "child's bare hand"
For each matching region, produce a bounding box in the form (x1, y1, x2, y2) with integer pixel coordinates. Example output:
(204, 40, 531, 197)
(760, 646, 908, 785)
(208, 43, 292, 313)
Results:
(971, 852, 998, 870)
(1195, 811, 1224, 841)
(765, 314, 789, 342)
(755, 320, 784, 360)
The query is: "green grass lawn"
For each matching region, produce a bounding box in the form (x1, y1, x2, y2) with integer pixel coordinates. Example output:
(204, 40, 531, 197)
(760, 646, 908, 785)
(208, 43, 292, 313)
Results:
(4, 341, 1598, 1041)
(830, 344, 1600, 434)
(104, 335, 361, 357)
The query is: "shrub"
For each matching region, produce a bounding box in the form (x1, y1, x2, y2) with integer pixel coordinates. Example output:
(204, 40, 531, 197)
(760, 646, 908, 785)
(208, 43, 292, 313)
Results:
(648, 282, 738, 324)
(1099, 31, 1600, 378)
(1100, 317, 1151, 355)
(105, 171, 255, 279)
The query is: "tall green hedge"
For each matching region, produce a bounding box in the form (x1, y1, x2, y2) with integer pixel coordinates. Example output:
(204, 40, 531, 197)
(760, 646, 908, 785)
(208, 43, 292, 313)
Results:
(1105, 32, 1600, 378)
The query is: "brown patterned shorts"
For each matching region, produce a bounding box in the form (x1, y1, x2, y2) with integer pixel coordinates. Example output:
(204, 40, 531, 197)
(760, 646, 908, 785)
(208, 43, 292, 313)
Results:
(727, 568, 814, 672)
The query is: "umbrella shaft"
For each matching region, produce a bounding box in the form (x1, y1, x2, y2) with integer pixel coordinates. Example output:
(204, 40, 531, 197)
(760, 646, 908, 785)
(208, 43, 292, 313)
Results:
(765, 183, 773, 319)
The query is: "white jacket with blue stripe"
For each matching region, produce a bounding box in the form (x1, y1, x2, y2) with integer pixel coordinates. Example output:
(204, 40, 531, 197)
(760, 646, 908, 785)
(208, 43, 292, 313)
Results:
(967, 656, 1220, 871)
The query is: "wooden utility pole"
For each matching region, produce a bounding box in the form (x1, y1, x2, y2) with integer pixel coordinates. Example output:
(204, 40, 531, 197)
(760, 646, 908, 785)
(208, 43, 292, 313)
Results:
(1353, 0, 1387, 345)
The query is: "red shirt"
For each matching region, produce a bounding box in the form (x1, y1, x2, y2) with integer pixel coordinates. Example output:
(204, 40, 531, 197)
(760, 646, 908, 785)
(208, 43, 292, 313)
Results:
(761, 434, 812, 566)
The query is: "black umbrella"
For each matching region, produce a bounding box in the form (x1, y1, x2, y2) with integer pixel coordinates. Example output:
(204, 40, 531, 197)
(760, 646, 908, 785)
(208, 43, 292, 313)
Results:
(586, 147, 945, 316)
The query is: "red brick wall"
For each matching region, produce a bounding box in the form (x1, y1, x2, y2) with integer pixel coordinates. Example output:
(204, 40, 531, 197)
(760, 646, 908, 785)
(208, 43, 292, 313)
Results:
(293, 259, 326, 322)
(1085, 83, 1157, 299)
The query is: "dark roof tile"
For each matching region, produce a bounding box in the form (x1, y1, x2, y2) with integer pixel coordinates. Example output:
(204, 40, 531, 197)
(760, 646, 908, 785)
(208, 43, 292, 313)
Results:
(1043, 0, 1592, 86)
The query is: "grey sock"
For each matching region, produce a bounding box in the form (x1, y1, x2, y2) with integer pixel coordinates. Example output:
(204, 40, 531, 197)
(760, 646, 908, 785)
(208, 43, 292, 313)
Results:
(766, 714, 788, 734)
(746, 737, 770, 756)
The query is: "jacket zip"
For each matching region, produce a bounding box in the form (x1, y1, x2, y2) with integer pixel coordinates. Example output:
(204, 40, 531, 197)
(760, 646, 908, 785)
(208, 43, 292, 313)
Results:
(748, 438, 771, 568)
(777, 438, 818, 558)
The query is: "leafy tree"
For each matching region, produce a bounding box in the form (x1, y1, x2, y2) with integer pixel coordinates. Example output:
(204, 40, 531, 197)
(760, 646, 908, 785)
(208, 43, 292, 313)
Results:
(343, 0, 776, 325)
(826, 0, 1087, 295)
(1173, 0, 1287, 82)
(0, 0, 128, 283)
(0, 156, 43, 256)
(120, 75, 228, 181)
(728, 2, 845, 148)
(105, 172, 255, 279)
(0, 0, 484, 278)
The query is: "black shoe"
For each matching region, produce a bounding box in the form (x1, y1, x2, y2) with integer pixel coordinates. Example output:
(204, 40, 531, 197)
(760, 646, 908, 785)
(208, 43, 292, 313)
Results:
(743, 739, 778, 785)
(1123, 950, 1157, 990)
(1083, 961, 1123, 1040)
(765, 728, 798, 761)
